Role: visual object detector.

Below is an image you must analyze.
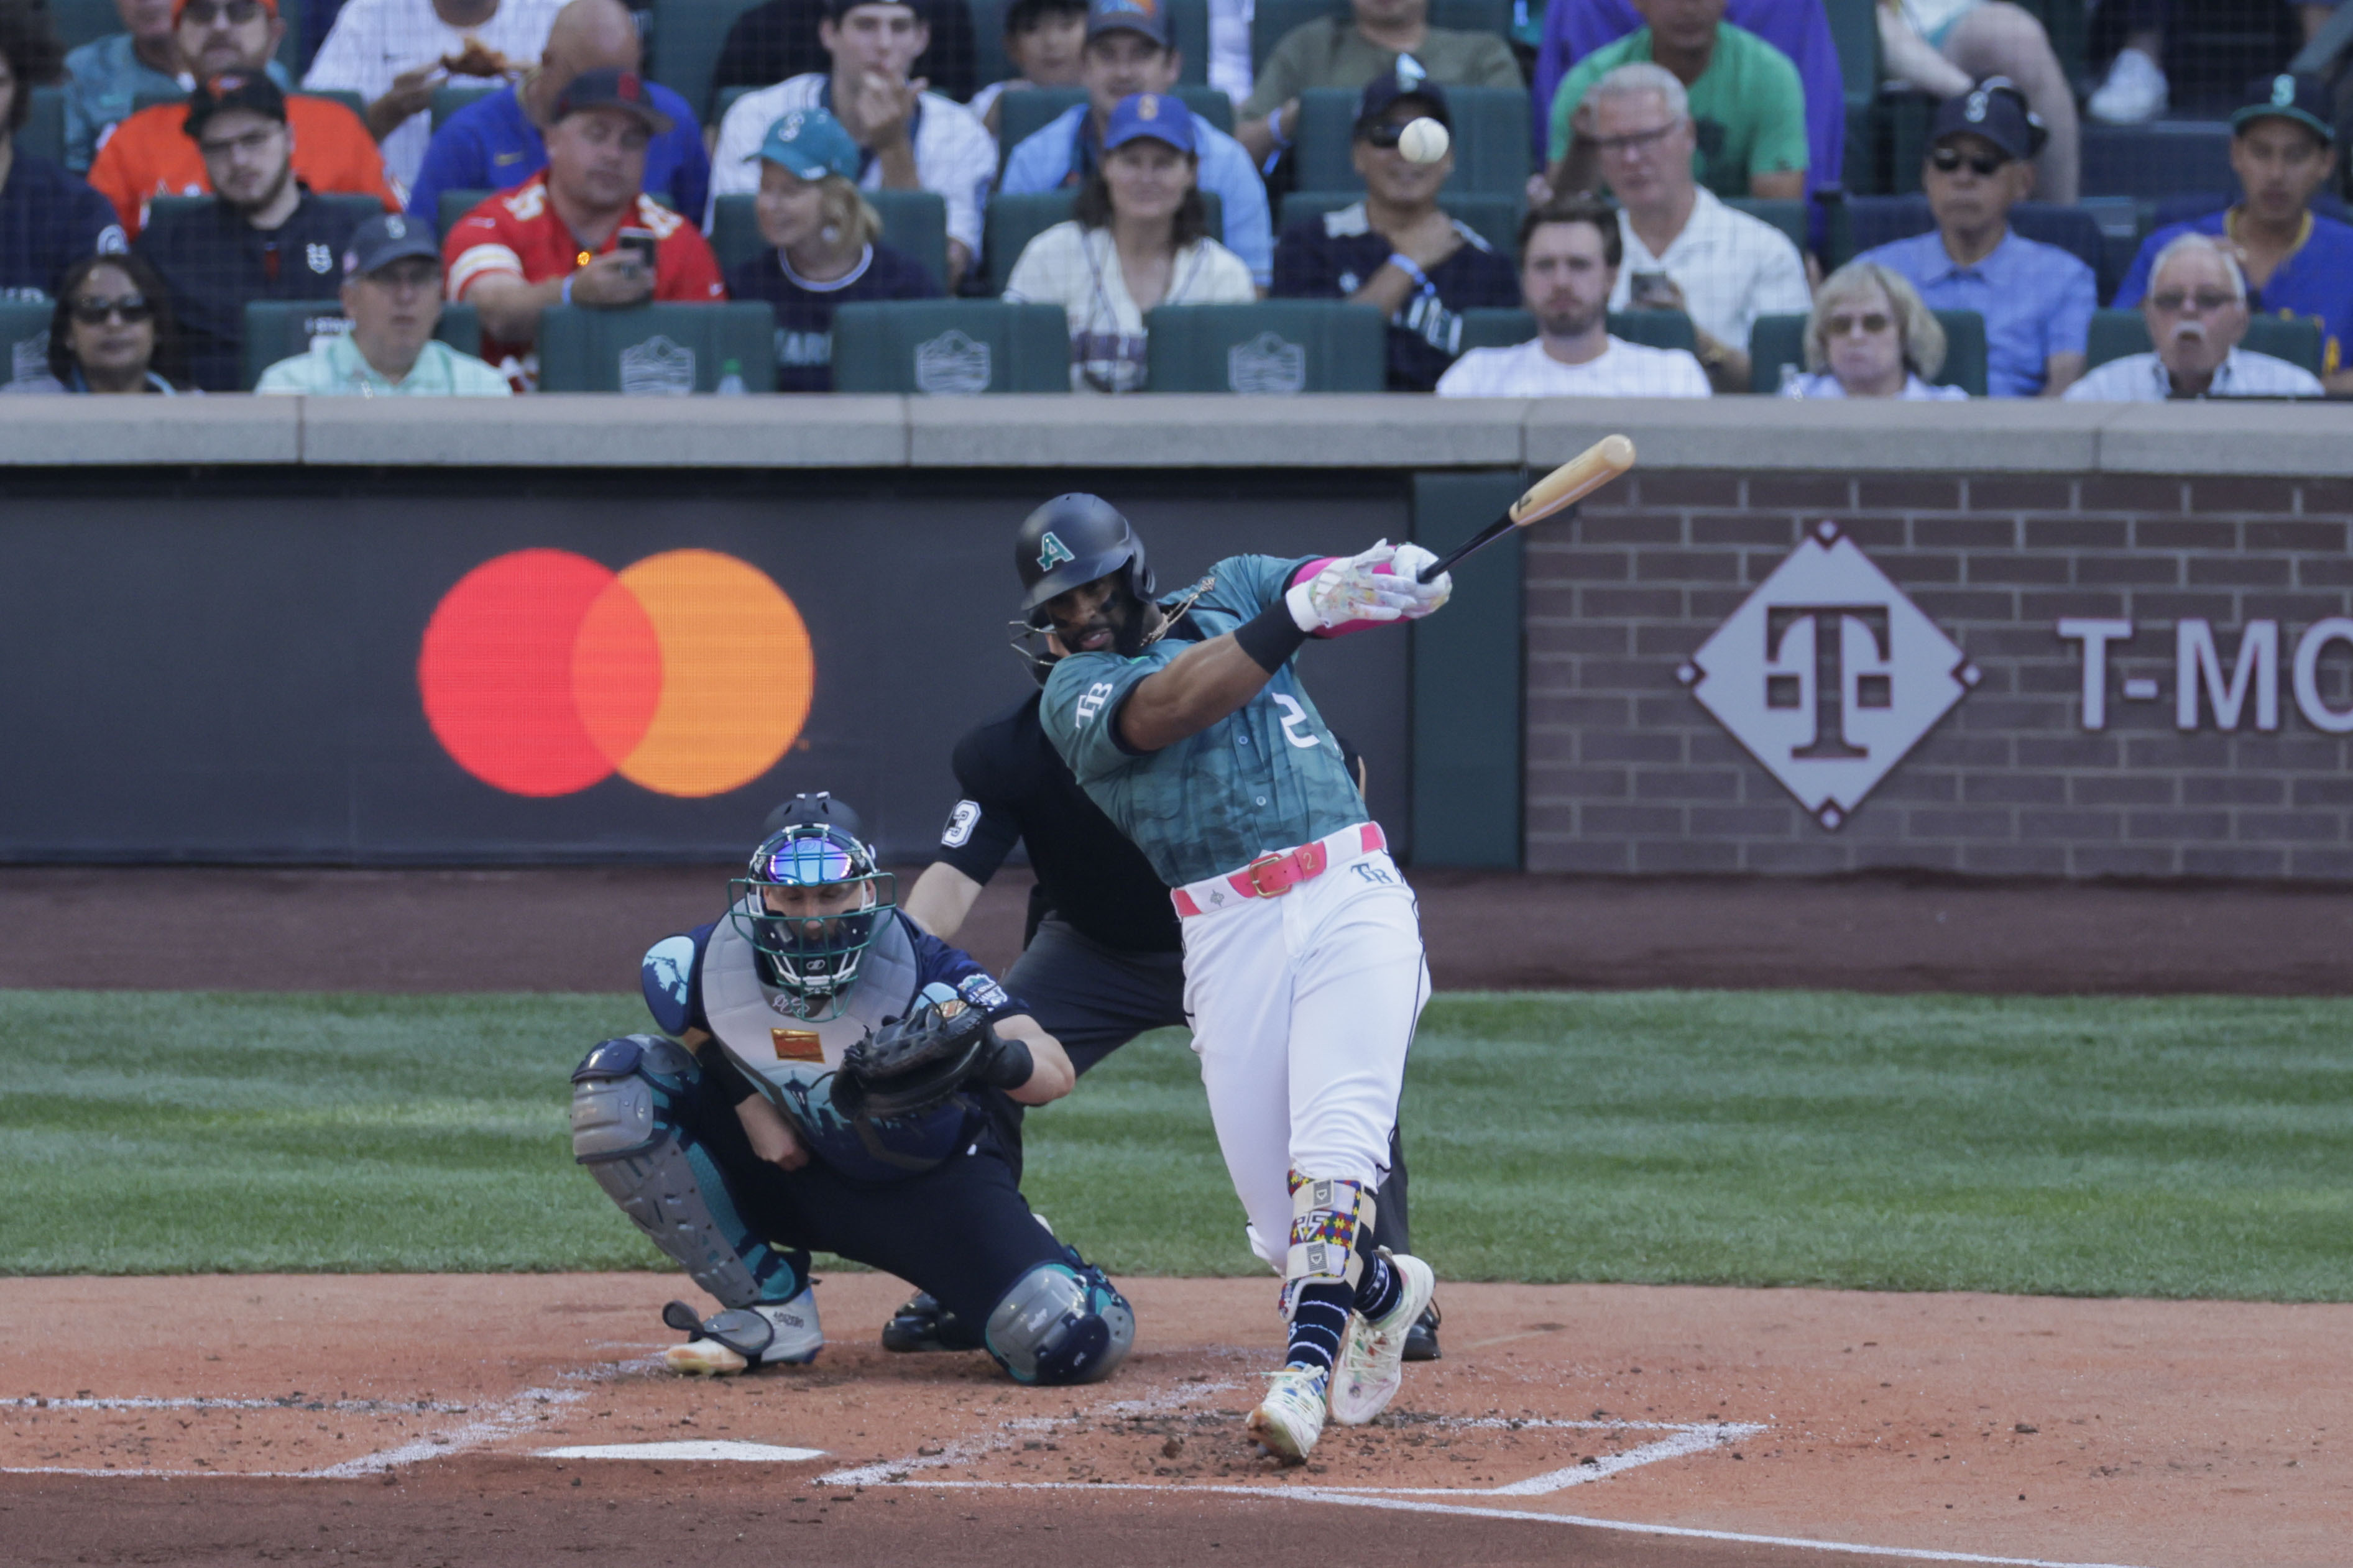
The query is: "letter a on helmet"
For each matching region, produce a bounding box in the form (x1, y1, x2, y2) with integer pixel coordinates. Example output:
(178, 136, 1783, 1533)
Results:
(1038, 531, 1076, 571)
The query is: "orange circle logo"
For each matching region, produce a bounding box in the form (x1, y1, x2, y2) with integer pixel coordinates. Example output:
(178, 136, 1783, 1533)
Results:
(418, 549, 814, 798)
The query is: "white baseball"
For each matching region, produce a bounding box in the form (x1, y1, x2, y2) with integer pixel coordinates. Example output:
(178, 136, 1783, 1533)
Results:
(1397, 116, 1450, 164)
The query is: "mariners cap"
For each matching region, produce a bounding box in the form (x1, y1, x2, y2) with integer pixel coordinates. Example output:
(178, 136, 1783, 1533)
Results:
(1928, 78, 2043, 162)
(342, 213, 441, 278)
(1086, 0, 1171, 48)
(821, 0, 929, 21)
(553, 67, 675, 135)
(2233, 73, 2334, 142)
(1356, 60, 1450, 134)
(183, 73, 287, 140)
(1103, 91, 1193, 154)
(751, 106, 862, 180)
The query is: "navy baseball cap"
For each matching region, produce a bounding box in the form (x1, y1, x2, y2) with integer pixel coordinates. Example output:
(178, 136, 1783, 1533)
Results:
(1356, 62, 1450, 134)
(342, 213, 441, 278)
(821, 0, 929, 21)
(1103, 91, 1193, 152)
(1928, 78, 2043, 162)
(183, 73, 287, 140)
(2234, 73, 2334, 142)
(553, 67, 675, 134)
(752, 107, 862, 179)
(1087, 0, 1171, 48)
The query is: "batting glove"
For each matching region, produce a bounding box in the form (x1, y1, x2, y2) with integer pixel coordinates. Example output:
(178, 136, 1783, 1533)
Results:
(1386, 543, 1452, 618)
(1285, 542, 1408, 633)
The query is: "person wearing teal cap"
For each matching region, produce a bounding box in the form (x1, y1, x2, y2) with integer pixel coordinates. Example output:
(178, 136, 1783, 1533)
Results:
(724, 106, 941, 392)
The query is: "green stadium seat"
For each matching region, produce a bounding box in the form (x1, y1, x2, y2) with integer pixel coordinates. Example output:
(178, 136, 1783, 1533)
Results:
(1748, 308, 1987, 395)
(1726, 196, 1808, 259)
(650, 0, 768, 119)
(1291, 86, 1529, 195)
(2, 299, 56, 387)
(1277, 188, 1521, 258)
(440, 187, 494, 237)
(1142, 300, 1386, 391)
(148, 191, 390, 236)
(713, 82, 758, 129)
(1250, 0, 1513, 77)
(302, 88, 369, 122)
(431, 84, 502, 131)
(131, 87, 187, 116)
(21, 86, 66, 165)
(995, 86, 1236, 173)
(983, 188, 1224, 292)
(1455, 308, 1699, 355)
(2084, 308, 2324, 374)
(49, 0, 125, 49)
(709, 190, 951, 288)
(830, 299, 1072, 392)
(239, 299, 486, 389)
(536, 301, 780, 392)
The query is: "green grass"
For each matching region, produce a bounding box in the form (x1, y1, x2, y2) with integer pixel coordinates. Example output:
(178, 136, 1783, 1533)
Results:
(3, 990, 2350, 1299)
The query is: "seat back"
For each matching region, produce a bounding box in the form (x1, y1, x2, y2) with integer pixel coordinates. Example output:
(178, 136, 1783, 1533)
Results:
(148, 191, 388, 236)
(1278, 189, 1522, 259)
(985, 190, 1224, 292)
(21, 85, 67, 165)
(430, 84, 502, 131)
(440, 187, 495, 237)
(1250, 0, 1512, 75)
(1455, 308, 1698, 355)
(1291, 86, 1529, 195)
(302, 88, 369, 121)
(709, 190, 951, 287)
(1749, 308, 1987, 394)
(1141, 300, 1386, 392)
(2084, 308, 2325, 374)
(535, 301, 780, 392)
(49, 0, 124, 48)
(239, 298, 486, 389)
(1725, 197, 1808, 259)
(829, 299, 1073, 392)
(1, 299, 56, 387)
(649, 0, 769, 119)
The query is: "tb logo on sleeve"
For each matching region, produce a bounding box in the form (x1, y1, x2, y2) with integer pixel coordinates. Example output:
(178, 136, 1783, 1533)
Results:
(1076, 682, 1115, 725)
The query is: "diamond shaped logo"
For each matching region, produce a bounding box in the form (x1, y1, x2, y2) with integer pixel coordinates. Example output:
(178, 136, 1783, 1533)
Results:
(1678, 521, 1979, 830)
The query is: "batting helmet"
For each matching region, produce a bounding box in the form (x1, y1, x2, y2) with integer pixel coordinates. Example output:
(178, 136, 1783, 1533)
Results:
(1015, 494, 1154, 613)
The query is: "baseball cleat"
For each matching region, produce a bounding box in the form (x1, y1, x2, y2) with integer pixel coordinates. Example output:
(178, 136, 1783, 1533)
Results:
(1327, 1250, 1437, 1425)
(1248, 1365, 1330, 1464)
(880, 1290, 984, 1354)
(1404, 1300, 1442, 1362)
(661, 1290, 823, 1375)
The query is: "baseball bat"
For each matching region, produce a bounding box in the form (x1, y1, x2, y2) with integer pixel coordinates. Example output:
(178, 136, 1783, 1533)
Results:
(1416, 434, 1637, 583)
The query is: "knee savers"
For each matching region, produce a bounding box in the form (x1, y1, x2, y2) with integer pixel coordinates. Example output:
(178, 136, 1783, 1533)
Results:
(984, 1259, 1135, 1387)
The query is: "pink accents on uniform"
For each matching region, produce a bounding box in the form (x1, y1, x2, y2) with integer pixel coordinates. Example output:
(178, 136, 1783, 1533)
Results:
(1171, 823, 1388, 916)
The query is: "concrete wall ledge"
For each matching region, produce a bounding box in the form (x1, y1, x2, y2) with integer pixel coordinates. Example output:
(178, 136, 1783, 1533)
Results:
(2, 394, 2347, 475)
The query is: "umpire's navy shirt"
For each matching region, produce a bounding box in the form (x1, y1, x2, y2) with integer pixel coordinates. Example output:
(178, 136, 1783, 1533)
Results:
(136, 190, 366, 391)
(0, 154, 124, 298)
(1270, 200, 1519, 392)
(723, 241, 942, 392)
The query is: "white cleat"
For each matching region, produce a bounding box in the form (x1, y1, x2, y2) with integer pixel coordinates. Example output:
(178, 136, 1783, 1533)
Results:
(1246, 1365, 1329, 1464)
(661, 1290, 822, 1375)
(2088, 47, 2167, 125)
(1327, 1251, 1438, 1426)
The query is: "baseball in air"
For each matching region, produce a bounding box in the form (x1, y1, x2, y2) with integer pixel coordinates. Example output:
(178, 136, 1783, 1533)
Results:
(1397, 116, 1450, 164)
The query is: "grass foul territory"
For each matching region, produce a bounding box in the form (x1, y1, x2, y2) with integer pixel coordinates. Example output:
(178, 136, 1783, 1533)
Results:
(3, 989, 2349, 1299)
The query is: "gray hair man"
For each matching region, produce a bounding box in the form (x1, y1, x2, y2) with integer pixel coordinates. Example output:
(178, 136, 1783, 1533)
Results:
(2065, 235, 2323, 401)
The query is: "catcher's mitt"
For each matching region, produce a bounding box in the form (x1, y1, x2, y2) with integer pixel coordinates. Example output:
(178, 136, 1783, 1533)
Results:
(833, 996, 996, 1122)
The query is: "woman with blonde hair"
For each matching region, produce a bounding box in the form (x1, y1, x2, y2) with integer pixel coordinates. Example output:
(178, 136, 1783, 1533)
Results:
(1784, 260, 1967, 401)
(1003, 92, 1255, 393)
(723, 107, 942, 392)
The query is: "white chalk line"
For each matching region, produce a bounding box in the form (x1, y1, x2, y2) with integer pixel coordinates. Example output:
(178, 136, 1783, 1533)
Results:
(2, 1397, 472, 1414)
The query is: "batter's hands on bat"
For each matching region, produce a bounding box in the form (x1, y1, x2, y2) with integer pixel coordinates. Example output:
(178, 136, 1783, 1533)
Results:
(1387, 543, 1451, 618)
(1286, 543, 1409, 632)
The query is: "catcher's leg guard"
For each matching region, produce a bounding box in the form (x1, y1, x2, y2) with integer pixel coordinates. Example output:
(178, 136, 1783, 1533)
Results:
(983, 1254, 1134, 1386)
(569, 1035, 804, 1309)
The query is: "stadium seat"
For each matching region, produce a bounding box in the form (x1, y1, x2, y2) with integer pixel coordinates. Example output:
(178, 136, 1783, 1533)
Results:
(1821, 0, 1884, 193)
(2080, 123, 2235, 201)
(1839, 196, 2106, 277)
(995, 85, 1236, 173)
(649, 0, 768, 119)
(302, 88, 369, 122)
(970, 0, 1211, 86)
(1726, 196, 1808, 259)
(536, 301, 780, 392)
(238, 299, 486, 389)
(1249, 0, 1512, 77)
(709, 189, 951, 287)
(983, 188, 1223, 292)
(431, 84, 502, 131)
(1, 298, 54, 387)
(131, 87, 187, 116)
(21, 85, 65, 165)
(830, 299, 1072, 391)
(1454, 307, 1698, 355)
(148, 191, 390, 236)
(440, 188, 493, 237)
(1291, 85, 1529, 195)
(1748, 308, 1987, 394)
(48, 0, 122, 49)
(2084, 308, 2324, 374)
(1142, 300, 1386, 391)
(1277, 188, 1521, 258)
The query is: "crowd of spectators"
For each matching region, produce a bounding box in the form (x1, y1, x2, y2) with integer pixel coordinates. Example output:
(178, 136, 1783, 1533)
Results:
(1, 0, 2348, 399)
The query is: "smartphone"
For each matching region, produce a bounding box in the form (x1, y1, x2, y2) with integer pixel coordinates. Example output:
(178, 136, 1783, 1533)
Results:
(617, 228, 658, 272)
(1628, 270, 1674, 307)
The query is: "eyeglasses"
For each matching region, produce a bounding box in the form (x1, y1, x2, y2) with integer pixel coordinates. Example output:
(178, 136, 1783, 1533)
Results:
(1586, 122, 1679, 158)
(1825, 311, 1892, 337)
(1930, 146, 2009, 177)
(2148, 290, 2239, 313)
(199, 125, 281, 157)
(181, 0, 265, 25)
(70, 295, 154, 325)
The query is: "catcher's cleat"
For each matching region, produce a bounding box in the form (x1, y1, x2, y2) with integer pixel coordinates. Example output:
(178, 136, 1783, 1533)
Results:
(1327, 1250, 1437, 1426)
(661, 1290, 822, 1375)
(1248, 1365, 1330, 1464)
(1403, 1300, 1442, 1362)
(880, 1290, 985, 1354)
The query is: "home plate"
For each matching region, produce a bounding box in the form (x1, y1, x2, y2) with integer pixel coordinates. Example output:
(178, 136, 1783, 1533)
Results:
(538, 1441, 827, 1463)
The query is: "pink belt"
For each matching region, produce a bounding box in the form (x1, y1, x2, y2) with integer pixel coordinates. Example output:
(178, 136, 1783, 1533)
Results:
(1171, 823, 1387, 918)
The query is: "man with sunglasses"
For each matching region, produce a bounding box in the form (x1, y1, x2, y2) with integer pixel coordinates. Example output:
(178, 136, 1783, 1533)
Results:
(86, 0, 398, 235)
(1271, 70, 1516, 389)
(133, 72, 374, 388)
(2064, 233, 2322, 401)
(255, 211, 507, 391)
(1850, 80, 2091, 398)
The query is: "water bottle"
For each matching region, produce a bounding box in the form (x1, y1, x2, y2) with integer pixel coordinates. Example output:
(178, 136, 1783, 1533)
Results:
(715, 358, 747, 396)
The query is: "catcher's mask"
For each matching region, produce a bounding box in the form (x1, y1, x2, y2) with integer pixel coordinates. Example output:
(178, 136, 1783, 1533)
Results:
(728, 823, 897, 1020)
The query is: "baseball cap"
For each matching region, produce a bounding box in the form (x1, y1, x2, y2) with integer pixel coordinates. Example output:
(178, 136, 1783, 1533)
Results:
(750, 107, 862, 180)
(1928, 78, 2043, 162)
(820, 0, 928, 21)
(552, 67, 676, 135)
(183, 73, 287, 140)
(1086, 0, 1171, 48)
(2233, 73, 2334, 142)
(1356, 62, 1451, 135)
(1103, 91, 1193, 154)
(342, 213, 441, 279)
(172, 0, 278, 21)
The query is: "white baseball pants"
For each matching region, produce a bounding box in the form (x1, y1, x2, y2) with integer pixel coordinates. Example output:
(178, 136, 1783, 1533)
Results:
(1179, 840, 1430, 1272)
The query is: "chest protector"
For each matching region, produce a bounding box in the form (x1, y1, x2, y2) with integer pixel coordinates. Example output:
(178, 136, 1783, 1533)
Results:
(700, 905, 975, 1180)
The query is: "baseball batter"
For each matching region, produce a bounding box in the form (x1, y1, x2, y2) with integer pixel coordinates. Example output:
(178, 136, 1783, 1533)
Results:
(566, 792, 1134, 1387)
(1026, 495, 1447, 1462)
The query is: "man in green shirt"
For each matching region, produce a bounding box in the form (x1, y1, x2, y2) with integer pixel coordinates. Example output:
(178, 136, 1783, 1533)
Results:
(256, 214, 512, 395)
(1542, 0, 1806, 203)
(1236, 0, 1521, 168)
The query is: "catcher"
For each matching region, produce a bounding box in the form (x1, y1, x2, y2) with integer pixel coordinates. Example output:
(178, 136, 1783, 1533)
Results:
(568, 792, 1133, 1387)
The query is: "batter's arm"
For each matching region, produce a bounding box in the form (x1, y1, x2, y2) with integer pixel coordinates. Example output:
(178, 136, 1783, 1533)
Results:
(903, 861, 984, 939)
(994, 1014, 1075, 1105)
(1115, 634, 1286, 752)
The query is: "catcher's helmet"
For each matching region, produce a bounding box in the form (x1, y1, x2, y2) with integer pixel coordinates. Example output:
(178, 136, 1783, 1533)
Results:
(729, 794, 896, 1020)
(1015, 494, 1154, 613)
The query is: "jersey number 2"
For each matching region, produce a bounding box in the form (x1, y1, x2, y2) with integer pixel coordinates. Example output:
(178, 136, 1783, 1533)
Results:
(1273, 694, 1322, 750)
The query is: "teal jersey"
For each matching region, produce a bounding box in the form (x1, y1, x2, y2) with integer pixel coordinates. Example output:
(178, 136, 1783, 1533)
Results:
(1039, 554, 1371, 887)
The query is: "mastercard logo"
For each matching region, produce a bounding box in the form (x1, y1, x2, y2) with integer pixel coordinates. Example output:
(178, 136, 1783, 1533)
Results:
(418, 549, 814, 799)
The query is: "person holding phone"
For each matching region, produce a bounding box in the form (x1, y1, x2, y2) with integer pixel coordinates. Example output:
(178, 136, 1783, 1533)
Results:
(443, 65, 726, 388)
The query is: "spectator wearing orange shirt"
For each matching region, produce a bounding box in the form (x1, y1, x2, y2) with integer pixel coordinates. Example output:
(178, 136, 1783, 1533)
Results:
(85, 0, 398, 233)
(443, 66, 724, 387)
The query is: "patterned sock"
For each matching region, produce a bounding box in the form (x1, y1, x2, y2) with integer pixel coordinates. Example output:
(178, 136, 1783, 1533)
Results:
(1353, 1251, 1402, 1324)
(1286, 1280, 1353, 1373)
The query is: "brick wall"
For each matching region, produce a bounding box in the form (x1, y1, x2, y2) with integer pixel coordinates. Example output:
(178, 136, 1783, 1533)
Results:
(1527, 472, 2353, 879)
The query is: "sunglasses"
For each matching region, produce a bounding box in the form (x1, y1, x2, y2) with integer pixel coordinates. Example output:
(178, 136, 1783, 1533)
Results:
(71, 295, 154, 325)
(1930, 146, 2009, 176)
(182, 0, 266, 24)
(1826, 311, 1892, 336)
(2148, 290, 2239, 313)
